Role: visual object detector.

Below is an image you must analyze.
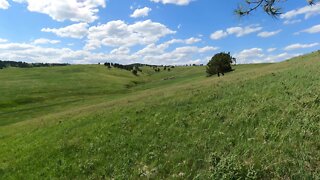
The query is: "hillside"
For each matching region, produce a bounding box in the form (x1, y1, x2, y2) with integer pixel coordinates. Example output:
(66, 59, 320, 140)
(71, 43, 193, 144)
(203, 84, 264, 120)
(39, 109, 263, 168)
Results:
(0, 52, 319, 179)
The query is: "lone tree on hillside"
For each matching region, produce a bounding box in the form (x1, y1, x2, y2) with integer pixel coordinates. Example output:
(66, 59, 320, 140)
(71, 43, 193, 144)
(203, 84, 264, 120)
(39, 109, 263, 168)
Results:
(236, 0, 317, 17)
(132, 69, 138, 76)
(207, 52, 235, 77)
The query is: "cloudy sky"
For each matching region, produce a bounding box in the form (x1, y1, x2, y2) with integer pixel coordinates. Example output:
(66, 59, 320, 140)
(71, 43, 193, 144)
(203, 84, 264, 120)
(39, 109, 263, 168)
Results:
(0, 0, 319, 65)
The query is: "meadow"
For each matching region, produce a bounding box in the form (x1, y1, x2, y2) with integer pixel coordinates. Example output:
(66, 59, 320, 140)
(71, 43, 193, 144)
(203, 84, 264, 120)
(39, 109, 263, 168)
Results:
(0, 52, 319, 179)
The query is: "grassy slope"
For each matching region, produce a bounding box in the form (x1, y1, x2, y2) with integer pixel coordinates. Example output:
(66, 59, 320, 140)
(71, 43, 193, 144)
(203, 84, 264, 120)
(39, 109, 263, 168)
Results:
(0, 53, 319, 179)
(0, 65, 206, 126)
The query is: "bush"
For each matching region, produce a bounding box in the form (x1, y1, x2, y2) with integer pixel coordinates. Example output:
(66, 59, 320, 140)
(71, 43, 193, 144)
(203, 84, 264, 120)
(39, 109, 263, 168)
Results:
(207, 52, 235, 77)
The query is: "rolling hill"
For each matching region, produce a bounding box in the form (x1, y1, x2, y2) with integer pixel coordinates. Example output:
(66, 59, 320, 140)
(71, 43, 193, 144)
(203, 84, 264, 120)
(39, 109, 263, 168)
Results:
(0, 52, 319, 179)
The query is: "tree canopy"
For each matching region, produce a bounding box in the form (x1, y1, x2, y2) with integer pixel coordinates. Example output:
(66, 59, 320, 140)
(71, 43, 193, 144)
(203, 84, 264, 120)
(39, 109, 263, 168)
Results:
(207, 52, 235, 77)
(235, 0, 317, 17)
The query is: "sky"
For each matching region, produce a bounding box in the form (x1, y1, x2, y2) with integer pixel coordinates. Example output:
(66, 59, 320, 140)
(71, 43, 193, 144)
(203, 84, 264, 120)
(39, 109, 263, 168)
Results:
(0, 0, 319, 65)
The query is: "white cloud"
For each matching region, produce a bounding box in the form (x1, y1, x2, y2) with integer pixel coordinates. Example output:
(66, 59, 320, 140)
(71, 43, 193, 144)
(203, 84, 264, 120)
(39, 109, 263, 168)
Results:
(135, 45, 217, 65)
(267, 48, 277, 52)
(0, 43, 33, 51)
(235, 48, 300, 64)
(2, 38, 301, 65)
(42, 23, 88, 39)
(0, 41, 123, 64)
(301, 24, 320, 34)
(263, 53, 301, 63)
(185, 37, 201, 44)
(199, 46, 218, 53)
(0, 0, 9, 9)
(110, 47, 130, 55)
(227, 25, 262, 37)
(257, 30, 282, 38)
(284, 43, 319, 51)
(133, 38, 205, 57)
(0, 38, 8, 43)
(283, 19, 302, 25)
(210, 30, 228, 40)
(12, 0, 106, 22)
(281, 3, 320, 20)
(0, 35, 218, 65)
(210, 25, 262, 40)
(33, 38, 60, 45)
(0, 42, 78, 63)
(234, 48, 264, 64)
(85, 20, 175, 50)
(150, 0, 192, 5)
(130, 7, 152, 18)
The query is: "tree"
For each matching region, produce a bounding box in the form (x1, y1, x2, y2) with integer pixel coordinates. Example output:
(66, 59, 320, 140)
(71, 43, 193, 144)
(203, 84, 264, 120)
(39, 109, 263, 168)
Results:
(235, 0, 317, 17)
(104, 62, 111, 68)
(207, 52, 235, 77)
(132, 69, 138, 76)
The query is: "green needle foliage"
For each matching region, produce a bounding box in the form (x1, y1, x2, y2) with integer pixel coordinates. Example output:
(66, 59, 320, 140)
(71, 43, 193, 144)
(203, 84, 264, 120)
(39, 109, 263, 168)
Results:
(235, 0, 318, 17)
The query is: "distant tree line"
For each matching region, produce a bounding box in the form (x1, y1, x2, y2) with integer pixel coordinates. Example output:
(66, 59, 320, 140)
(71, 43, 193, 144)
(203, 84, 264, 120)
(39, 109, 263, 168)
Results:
(104, 62, 143, 75)
(185, 64, 204, 67)
(153, 65, 175, 72)
(0, 60, 69, 69)
(103, 62, 177, 75)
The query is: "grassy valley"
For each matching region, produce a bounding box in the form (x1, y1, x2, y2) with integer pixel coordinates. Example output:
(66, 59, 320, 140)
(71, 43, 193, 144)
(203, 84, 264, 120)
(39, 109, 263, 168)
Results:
(0, 52, 320, 179)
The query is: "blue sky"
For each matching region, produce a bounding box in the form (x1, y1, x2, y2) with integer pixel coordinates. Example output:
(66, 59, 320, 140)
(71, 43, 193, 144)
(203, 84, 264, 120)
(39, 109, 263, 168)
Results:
(0, 0, 319, 65)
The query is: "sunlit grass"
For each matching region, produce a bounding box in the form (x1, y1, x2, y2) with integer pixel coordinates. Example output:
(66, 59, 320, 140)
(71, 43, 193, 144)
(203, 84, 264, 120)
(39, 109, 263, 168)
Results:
(0, 52, 319, 179)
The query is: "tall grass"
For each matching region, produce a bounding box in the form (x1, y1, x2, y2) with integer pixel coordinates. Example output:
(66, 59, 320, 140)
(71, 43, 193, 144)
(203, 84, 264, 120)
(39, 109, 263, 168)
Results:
(0, 53, 319, 179)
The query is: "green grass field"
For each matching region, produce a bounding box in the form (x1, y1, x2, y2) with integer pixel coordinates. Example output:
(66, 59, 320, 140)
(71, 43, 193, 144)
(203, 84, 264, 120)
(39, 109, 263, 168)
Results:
(0, 52, 319, 179)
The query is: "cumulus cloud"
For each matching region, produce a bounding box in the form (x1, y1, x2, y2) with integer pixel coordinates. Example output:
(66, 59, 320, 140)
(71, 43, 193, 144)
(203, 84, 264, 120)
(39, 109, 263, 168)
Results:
(227, 25, 262, 37)
(1, 38, 303, 65)
(210, 25, 262, 40)
(42, 23, 88, 39)
(281, 3, 320, 20)
(0, 0, 9, 9)
(0, 38, 8, 43)
(134, 45, 217, 65)
(0, 42, 82, 63)
(0, 41, 126, 64)
(234, 48, 300, 64)
(0, 37, 218, 65)
(33, 38, 60, 45)
(284, 43, 319, 51)
(85, 20, 176, 50)
(257, 30, 282, 38)
(12, 0, 106, 22)
(130, 7, 152, 18)
(210, 30, 228, 40)
(234, 48, 264, 64)
(110, 47, 131, 55)
(150, 0, 192, 5)
(185, 37, 201, 44)
(134, 37, 204, 57)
